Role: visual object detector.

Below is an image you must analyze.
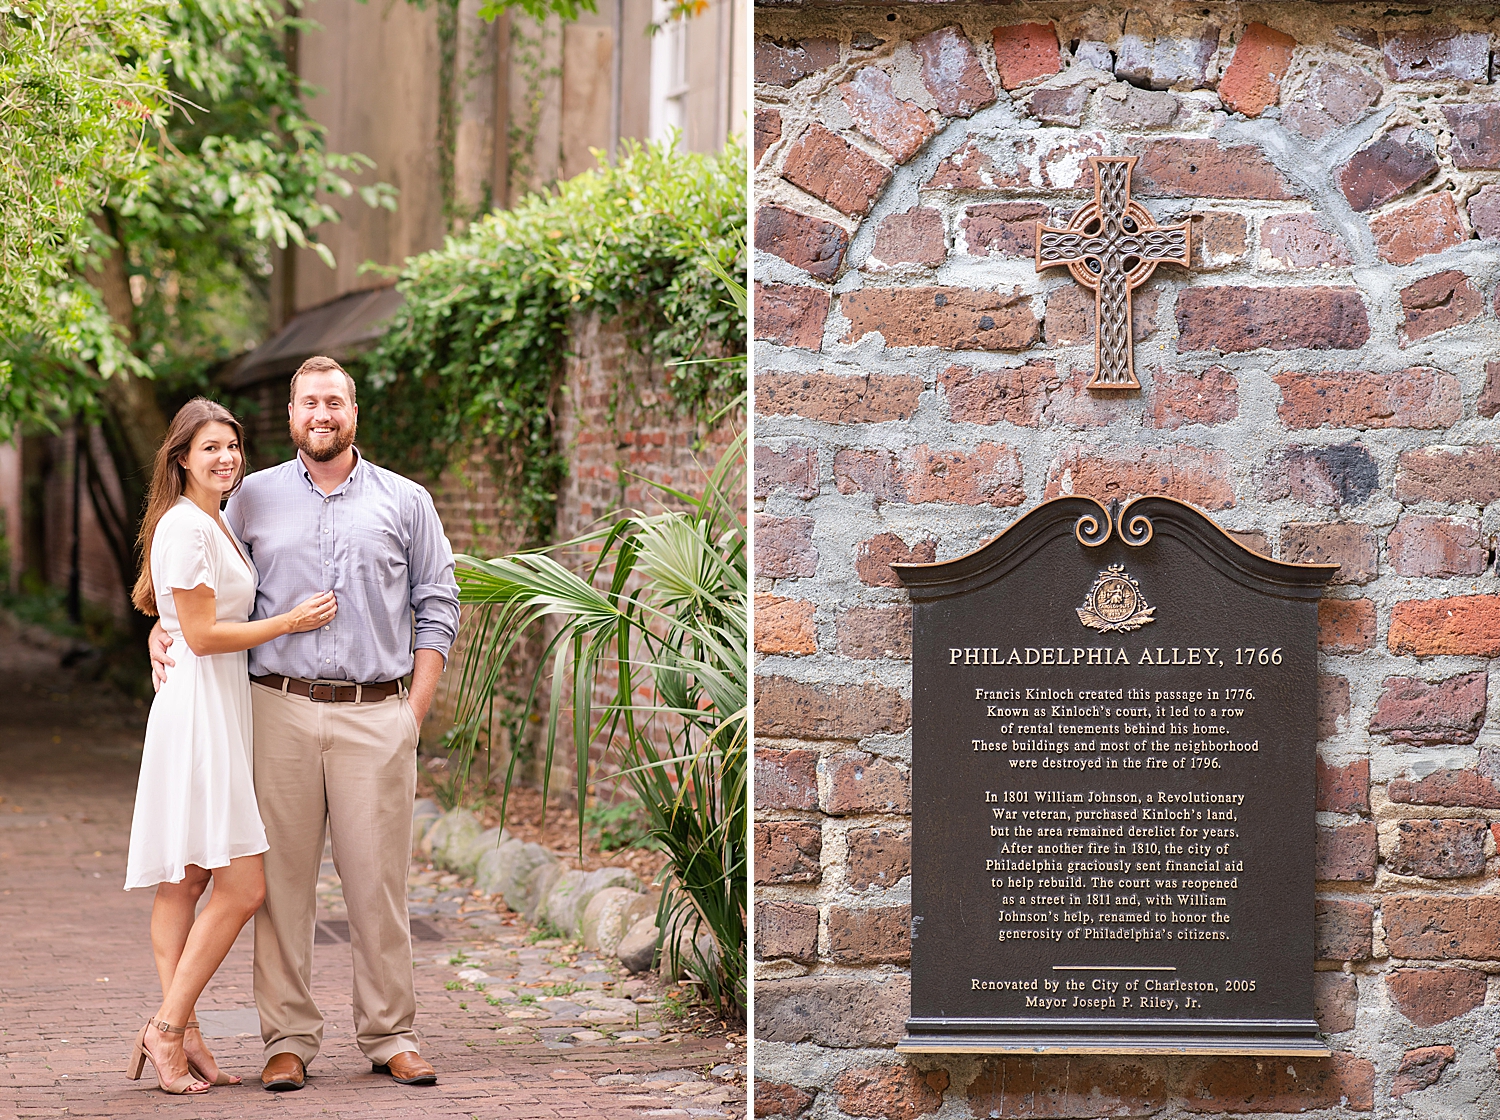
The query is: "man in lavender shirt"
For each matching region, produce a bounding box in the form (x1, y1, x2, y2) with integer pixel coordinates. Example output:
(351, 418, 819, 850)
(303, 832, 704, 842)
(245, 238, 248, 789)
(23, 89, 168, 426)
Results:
(152, 356, 459, 1090)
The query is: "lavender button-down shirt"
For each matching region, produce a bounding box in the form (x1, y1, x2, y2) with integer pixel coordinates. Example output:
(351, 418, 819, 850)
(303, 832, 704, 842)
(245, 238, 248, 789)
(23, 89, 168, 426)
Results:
(225, 449, 460, 683)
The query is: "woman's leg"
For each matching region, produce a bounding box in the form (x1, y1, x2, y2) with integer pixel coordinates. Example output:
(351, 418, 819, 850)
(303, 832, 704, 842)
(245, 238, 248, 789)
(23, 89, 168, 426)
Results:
(147, 856, 266, 1082)
(151, 867, 211, 997)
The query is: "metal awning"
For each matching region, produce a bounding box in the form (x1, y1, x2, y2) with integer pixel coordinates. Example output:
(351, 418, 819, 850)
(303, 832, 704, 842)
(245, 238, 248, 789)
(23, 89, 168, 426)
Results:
(226, 285, 404, 389)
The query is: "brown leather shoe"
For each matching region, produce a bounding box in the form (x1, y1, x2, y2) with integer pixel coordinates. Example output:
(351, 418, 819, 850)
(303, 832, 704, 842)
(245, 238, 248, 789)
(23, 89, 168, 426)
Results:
(261, 1052, 306, 1092)
(372, 1051, 436, 1085)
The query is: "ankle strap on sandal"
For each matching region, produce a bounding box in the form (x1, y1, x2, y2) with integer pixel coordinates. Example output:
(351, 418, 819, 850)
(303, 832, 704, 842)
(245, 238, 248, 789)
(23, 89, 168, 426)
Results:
(153, 1018, 189, 1034)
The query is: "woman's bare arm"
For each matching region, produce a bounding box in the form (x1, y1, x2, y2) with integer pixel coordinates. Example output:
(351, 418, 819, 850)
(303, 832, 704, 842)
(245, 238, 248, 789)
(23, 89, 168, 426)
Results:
(171, 586, 336, 656)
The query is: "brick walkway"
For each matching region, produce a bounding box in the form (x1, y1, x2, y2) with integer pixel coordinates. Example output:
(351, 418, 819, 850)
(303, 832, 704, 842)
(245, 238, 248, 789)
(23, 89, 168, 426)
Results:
(0, 618, 744, 1119)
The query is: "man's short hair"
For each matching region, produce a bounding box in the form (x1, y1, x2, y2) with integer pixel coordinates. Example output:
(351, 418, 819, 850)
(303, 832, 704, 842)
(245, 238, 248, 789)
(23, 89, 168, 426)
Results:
(290, 355, 357, 404)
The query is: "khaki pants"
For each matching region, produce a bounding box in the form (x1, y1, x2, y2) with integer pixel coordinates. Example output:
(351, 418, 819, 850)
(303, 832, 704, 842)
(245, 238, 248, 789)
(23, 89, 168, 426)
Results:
(249, 682, 420, 1066)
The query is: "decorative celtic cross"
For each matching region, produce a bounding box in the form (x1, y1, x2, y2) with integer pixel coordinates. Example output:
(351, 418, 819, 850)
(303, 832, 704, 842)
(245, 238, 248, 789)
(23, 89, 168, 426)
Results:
(1035, 156, 1192, 391)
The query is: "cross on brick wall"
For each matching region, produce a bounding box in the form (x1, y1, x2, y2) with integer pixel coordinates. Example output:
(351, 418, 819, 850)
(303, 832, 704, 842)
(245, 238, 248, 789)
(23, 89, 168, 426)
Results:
(1036, 156, 1192, 391)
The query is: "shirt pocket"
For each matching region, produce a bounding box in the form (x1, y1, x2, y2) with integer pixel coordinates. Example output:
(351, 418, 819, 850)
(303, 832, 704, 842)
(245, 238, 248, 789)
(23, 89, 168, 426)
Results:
(347, 524, 408, 589)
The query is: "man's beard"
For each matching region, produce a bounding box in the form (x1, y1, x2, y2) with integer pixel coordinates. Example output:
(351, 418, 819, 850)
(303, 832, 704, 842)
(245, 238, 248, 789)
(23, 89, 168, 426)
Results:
(291, 418, 357, 462)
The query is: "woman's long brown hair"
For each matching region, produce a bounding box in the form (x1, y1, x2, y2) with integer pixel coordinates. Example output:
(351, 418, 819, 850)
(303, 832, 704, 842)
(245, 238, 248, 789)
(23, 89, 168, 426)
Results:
(130, 398, 247, 617)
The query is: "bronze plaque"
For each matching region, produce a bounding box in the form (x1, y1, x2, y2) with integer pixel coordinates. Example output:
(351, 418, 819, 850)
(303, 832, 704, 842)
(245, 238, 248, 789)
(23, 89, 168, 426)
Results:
(893, 496, 1335, 1055)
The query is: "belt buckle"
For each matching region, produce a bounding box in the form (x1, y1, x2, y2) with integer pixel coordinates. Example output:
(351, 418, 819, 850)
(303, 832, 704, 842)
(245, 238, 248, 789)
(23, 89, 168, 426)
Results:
(308, 681, 338, 703)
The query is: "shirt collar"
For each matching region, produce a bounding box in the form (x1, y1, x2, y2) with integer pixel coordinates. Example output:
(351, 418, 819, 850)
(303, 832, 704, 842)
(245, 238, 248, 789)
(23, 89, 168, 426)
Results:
(296, 446, 363, 498)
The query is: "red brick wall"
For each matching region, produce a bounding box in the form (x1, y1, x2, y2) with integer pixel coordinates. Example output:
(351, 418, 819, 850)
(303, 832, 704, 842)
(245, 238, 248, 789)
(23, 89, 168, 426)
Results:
(753, 5, 1500, 1115)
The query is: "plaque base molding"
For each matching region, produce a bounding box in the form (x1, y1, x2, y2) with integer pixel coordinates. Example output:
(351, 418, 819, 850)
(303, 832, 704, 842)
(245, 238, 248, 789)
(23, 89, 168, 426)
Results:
(898, 1018, 1331, 1057)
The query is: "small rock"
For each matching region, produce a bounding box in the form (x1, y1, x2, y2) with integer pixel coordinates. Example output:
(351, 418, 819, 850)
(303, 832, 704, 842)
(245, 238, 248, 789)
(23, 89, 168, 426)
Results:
(569, 1029, 607, 1042)
(617, 916, 659, 973)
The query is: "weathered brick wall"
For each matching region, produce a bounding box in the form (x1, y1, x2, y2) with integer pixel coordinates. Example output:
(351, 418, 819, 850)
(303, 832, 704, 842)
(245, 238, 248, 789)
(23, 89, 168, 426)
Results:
(752, 4, 1500, 1116)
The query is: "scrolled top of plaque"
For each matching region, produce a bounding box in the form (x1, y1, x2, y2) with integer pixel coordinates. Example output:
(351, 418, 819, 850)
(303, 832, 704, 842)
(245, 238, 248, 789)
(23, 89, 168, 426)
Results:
(892, 495, 1338, 602)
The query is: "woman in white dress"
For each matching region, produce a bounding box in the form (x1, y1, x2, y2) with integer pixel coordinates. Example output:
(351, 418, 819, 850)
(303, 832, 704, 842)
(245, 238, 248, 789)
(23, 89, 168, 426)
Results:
(124, 398, 336, 1094)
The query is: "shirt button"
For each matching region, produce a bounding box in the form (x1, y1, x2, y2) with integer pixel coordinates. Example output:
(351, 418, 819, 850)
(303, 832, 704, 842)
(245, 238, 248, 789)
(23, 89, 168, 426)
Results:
(323, 625, 330, 631)
(325, 659, 331, 664)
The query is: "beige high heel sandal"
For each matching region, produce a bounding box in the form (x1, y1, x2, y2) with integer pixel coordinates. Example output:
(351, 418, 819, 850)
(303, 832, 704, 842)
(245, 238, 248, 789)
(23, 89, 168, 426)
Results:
(184, 1021, 241, 1086)
(127, 1018, 211, 1094)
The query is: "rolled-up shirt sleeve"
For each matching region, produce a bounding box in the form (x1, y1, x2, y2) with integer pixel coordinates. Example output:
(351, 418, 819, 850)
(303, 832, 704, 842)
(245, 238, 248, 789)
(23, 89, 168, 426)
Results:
(407, 486, 461, 662)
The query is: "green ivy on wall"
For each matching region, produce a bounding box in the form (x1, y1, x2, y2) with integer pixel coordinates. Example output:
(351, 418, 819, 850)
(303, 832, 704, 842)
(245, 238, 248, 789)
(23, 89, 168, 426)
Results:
(357, 137, 745, 543)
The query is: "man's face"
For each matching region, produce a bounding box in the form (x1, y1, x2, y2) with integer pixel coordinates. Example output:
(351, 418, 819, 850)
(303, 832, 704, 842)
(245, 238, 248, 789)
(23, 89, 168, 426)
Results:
(289, 371, 358, 462)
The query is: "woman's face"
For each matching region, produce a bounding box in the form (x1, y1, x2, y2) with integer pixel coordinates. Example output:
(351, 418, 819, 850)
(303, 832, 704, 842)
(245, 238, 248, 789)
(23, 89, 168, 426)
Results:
(179, 421, 243, 500)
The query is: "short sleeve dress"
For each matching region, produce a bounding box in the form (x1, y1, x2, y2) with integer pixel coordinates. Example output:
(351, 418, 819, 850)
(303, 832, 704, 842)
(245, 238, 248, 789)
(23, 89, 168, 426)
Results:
(124, 497, 268, 889)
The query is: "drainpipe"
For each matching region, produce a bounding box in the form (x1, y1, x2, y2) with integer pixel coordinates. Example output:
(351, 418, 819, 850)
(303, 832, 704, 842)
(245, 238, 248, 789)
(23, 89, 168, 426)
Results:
(610, 0, 623, 159)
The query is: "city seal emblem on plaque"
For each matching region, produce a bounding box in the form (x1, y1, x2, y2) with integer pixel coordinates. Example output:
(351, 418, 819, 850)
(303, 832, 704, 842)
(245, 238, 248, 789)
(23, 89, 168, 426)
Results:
(1077, 564, 1155, 633)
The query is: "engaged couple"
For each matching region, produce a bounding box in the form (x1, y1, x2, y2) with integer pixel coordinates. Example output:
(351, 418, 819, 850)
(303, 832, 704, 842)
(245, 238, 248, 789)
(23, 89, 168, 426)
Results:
(123, 357, 459, 1094)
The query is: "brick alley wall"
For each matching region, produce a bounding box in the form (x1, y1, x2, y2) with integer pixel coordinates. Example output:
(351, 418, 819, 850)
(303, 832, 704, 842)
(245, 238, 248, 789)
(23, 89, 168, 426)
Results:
(751, 3, 1500, 1116)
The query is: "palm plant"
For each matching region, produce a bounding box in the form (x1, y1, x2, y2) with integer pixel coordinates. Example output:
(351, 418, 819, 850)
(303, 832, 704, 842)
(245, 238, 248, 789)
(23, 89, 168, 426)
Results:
(448, 428, 747, 1017)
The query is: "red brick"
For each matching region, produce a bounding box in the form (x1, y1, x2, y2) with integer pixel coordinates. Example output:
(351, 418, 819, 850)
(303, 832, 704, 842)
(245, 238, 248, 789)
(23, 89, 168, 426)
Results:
(1395, 445, 1500, 506)
(1259, 213, 1352, 268)
(1180, 1053, 1374, 1112)
(961, 202, 1049, 258)
(756, 975, 910, 1047)
(833, 449, 898, 502)
(1098, 84, 1179, 129)
(1150, 365, 1239, 429)
(1388, 819, 1488, 879)
(833, 1065, 946, 1120)
(1132, 139, 1297, 200)
(1470, 185, 1500, 240)
(823, 750, 910, 815)
(837, 606, 911, 661)
(941, 361, 1055, 427)
(1227, 529, 1269, 555)
(1218, 22, 1296, 118)
(755, 206, 849, 280)
(754, 595, 817, 657)
(1317, 756, 1370, 813)
(1400, 270, 1483, 345)
(754, 443, 818, 500)
(847, 826, 910, 889)
(1028, 85, 1089, 127)
(847, 443, 1021, 508)
(1035, 365, 1144, 429)
(1115, 16, 1220, 92)
(1390, 769, 1500, 810)
(1393, 1045, 1455, 1099)
(755, 900, 819, 963)
(927, 134, 1104, 192)
(841, 68, 937, 164)
(1318, 674, 1350, 739)
(756, 371, 922, 424)
(1044, 284, 1159, 346)
(1261, 444, 1379, 509)
(755, 37, 838, 87)
(1280, 523, 1376, 585)
(1481, 360, 1500, 420)
(1315, 898, 1373, 961)
(753, 820, 822, 885)
(967, 1056, 1168, 1116)
(1390, 596, 1500, 658)
(1316, 822, 1376, 882)
(1372, 192, 1468, 265)
(841, 287, 1039, 351)
(1339, 129, 1439, 212)
(1273, 367, 1460, 431)
(1384, 895, 1500, 960)
(755, 515, 818, 580)
(827, 904, 910, 963)
(870, 209, 946, 269)
(856, 533, 936, 588)
(1383, 28, 1489, 81)
(1389, 515, 1488, 578)
(754, 283, 829, 349)
(991, 23, 1060, 90)
(1387, 967, 1487, 1027)
(756, 677, 911, 741)
(1313, 972, 1357, 1034)
(913, 26, 994, 117)
(1319, 599, 1376, 653)
(755, 1081, 813, 1119)
(1190, 212, 1249, 270)
(1043, 445, 1235, 510)
(1447, 104, 1500, 170)
(754, 107, 781, 167)
(1177, 287, 1369, 353)
(782, 124, 892, 218)
(1282, 63, 1383, 142)
(755, 745, 818, 811)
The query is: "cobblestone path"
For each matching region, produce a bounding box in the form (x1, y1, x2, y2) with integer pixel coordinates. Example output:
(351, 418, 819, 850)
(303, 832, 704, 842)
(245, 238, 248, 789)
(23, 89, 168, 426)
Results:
(0, 619, 744, 1119)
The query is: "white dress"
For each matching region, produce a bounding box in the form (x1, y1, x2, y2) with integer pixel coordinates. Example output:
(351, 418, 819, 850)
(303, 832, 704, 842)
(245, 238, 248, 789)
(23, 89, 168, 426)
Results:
(124, 497, 268, 889)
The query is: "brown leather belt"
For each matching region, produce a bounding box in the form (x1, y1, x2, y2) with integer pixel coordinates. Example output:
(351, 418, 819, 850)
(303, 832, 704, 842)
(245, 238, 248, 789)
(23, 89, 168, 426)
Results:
(251, 674, 402, 703)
